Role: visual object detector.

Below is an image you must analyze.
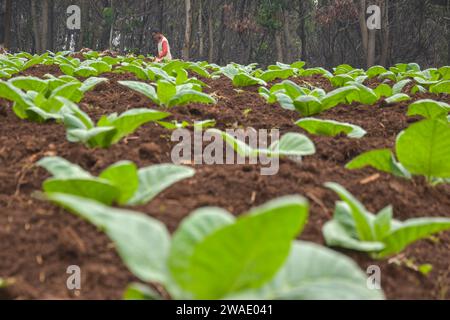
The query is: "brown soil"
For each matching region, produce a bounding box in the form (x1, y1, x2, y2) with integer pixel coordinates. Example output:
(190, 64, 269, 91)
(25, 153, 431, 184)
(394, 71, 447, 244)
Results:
(0, 64, 449, 300)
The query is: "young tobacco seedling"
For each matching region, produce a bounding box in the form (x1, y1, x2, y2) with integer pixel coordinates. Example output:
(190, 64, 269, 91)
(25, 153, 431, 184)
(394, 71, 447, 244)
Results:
(38, 156, 195, 206)
(61, 100, 169, 148)
(295, 118, 367, 138)
(207, 129, 316, 160)
(323, 183, 450, 259)
(346, 115, 450, 184)
(0, 76, 107, 122)
(118, 80, 216, 108)
(46, 193, 383, 300)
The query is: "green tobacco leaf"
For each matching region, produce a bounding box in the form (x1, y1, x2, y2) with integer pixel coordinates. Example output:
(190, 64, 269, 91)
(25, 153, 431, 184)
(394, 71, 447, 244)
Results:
(321, 86, 358, 110)
(168, 89, 216, 107)
(228, 241, 384, 300)
(407, 99, 450, 119)
(396, 119, 450, 179)
(438, 66, 450, 80)
(0, 80, 32, 106)
(430, 80, 450, 94)
(259, 69, 294, 82)
(47, 194, 170, 284)
(157, 80, 177, 106)
(296, 118, 366, 138)
(232, 73, 266, 87)
(267, 133, 316, 158)
(374, 84, 393, 99)
(9, 76, 48, 92)
(392, 79, 412, 94)
(293, 95, 323, 116)
(379, 218, 450, 258)
(43, 178, 120, 205)
(168, 196, 309, 299)
(37, 156, 91, 179)
(79, 77, 108, 92)
(367, 65, 387, 79)
(127, 164, 195, 205)
(118, 81, 159, 104)
(117, 64, 148, 80)
(168, 207, 236, 299)
(323, 220, 385, 252)
(99, 161, 139, 205)
(346, 149, 411, 178)
(66, 126, 117, 148)
(346, 83, 378, 105)
(106, 108, 170, 144)
(385, 93, 410, 104)
(325, 183, 374, 241)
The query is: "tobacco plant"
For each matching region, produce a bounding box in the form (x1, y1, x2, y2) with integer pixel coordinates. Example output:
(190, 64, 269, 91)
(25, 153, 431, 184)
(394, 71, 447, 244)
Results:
(46, 193, 383, 300)
(323, 183, 450, 259)
(38, 156, 194, 206)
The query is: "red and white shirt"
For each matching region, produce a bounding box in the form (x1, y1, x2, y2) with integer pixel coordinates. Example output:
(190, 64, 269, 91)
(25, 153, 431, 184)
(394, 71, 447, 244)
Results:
(157, 36, 172, 61)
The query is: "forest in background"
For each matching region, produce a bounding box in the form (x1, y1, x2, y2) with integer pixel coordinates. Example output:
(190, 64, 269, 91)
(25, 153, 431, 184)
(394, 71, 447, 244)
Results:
(0, 0, 450, 68)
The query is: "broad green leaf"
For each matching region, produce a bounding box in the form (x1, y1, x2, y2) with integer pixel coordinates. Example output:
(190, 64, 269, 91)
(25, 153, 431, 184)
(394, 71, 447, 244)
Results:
(232, 73, 266, 87)
(168, 207, 235, 299)
(127, 164, 195, 205)
(157, 80, 177, 106)
(438, 66, 450, 80)
(392, 79, 412, 94)
(407, 99, 450, 119)
(325, 182, 374, 241)
(385, 93, 410, 104)
(0, 80, 32, 106)
(346, 149, 411, 178)
(293, 95, 323, 116)
(79, 77, 108, 92)
(9, 76, 48, 92)
(107, 108, 170, 143)
(267, 133, 316, 157)
(396, 119, 450, 179)
(67, 126, 117, 148)
(259, 69, 294, 82)
(346, 83, 378, 105)
(118, 81, 159, 104)
(168, 89, 216, 107)
(43, 178, 120, 205)
(367, 65, 387, 79)
(169, 196, 308, 299)
(430, 80, 450, 94)
(296, 118, 366, 138)
(47, 193, 170, 284)
(99, 161, 139, 205)
(323, 220, 385, 252)
(374, 84, 393, 99)
(228, 241, 384, 300)
(37, 156, 92, 179)
(117, 64, 148, 80)
(379, 218, 450, 258)
(321, 86, 358, 110)
(373, 206, 393, 240)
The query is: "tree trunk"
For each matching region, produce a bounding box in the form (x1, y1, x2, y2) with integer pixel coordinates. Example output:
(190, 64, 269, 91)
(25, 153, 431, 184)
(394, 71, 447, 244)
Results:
(47, 0, 54, 52)
(275, 31, 283, 62)
(198, 0, 204, 58)
(380, 0, 390, 66)
(282, 9, 291, 62)
(3, 0, 12, 48)
(297, 0, 308, 61)
(158, 0, 164, 31)
(208, 4, 214, 62)
(367, 29, 376, 67)
(40, 0, 49, 51)
(359, 0, 369, 65)
(31, 0, 41, 53)
(109, 0, 115, 50)
(182, 0, 192, 60)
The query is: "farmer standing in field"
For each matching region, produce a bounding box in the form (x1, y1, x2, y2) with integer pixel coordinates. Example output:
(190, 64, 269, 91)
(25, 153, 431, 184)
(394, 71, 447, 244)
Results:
(152, 30, 172, 62)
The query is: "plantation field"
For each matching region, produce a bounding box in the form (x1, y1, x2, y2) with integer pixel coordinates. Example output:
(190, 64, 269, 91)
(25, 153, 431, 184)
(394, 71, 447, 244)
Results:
(0, 51, 450, 300)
